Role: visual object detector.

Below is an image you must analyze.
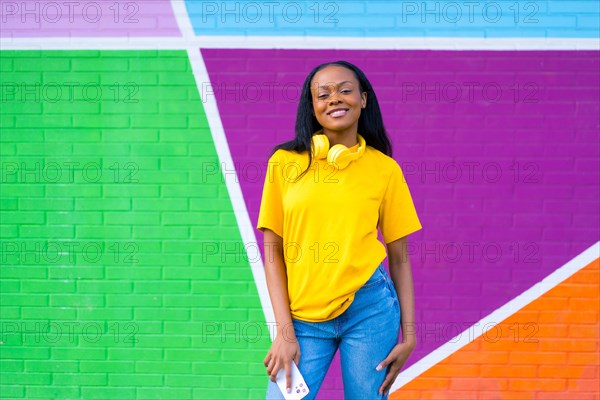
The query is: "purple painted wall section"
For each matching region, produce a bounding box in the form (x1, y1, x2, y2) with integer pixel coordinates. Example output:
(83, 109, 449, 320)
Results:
(0, 0, 180, 37)
(201, 49, 600, 397)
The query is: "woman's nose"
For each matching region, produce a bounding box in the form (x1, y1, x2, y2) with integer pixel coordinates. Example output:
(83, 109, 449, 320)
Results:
(328, 96, 342, 105)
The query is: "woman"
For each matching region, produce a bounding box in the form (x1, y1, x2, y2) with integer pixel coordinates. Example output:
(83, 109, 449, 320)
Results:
(257, 60, 422, 399)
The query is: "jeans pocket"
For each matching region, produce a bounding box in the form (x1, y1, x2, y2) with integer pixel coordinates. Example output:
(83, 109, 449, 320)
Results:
(361, 266, 386, 289)
(384, 276, 400, 311)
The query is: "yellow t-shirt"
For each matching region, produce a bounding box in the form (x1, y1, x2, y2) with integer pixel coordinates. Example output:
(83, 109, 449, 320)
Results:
(256, 143, 422, 322)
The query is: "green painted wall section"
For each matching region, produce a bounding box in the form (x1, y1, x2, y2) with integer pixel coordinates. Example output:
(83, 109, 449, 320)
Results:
(0, 50, 270, 399)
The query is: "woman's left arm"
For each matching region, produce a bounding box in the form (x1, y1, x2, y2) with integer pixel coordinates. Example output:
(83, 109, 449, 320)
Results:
(376, 235, 417, 396)
(388, 235, 417, 348)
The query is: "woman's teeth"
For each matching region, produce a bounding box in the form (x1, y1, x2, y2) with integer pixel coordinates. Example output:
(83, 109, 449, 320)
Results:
(330, 109, 347, 118)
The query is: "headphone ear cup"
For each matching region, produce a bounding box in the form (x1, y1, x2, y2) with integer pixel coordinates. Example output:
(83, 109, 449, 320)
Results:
(328, 144, 351, 169)
(312, 134, 329, 159)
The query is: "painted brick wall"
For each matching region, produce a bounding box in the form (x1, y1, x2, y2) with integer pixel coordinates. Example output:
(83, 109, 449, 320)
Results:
(1, 1, 599, 399)
(203, 48, 600, 399)
(0, 51, 271, 399)
(395, 259, 600, 399)
(185, 0, 600, 37)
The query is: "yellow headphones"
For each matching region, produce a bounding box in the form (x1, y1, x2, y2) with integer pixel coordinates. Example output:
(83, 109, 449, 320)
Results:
(311, 130, 366, 169)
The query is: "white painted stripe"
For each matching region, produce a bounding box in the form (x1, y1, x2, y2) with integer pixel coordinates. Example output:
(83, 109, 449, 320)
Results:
(168, 0, 277, 341)
(1, 36, 598, 51)
(169, 0, 194, 40)
(185, 47, 276, 340)
(390, 240, 600, 392)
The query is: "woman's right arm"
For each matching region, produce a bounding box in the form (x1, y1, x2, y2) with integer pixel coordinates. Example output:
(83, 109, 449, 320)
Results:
(262, 228, 301, 393)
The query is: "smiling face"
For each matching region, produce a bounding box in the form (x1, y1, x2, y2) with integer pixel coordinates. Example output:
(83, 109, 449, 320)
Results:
(310, 65, 367, 137)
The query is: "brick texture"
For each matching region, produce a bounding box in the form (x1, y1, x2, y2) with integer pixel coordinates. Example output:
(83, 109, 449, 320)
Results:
(0, 51, 271, 399)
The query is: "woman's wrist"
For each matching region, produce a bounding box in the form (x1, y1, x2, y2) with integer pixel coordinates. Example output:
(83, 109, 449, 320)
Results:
(275, 320, 297, 342)
(402, 334, 417, 349)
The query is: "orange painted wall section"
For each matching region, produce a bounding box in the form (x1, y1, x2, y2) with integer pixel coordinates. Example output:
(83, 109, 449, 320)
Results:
(392, 259, 600, 399)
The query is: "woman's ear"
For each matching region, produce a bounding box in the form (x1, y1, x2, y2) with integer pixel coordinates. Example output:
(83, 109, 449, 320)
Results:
(362, 92, 368, 108)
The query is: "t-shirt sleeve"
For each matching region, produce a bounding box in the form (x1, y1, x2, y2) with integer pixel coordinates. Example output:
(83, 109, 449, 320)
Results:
(256, 151, 284, 238)
(378, 161, 422, 244)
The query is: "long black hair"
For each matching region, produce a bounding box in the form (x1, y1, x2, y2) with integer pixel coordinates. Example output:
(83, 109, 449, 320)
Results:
(269, 60, 393, 180)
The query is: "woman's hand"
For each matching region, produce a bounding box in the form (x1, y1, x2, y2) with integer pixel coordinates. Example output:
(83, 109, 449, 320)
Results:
(263, 324, 301, 393)
(376, 339, 416, 396)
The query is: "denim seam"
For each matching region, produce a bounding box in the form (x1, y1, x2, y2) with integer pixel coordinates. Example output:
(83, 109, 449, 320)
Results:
(361, 275, 386, 289)
(384, 277, 400, 316)
(361, 265, 387, 289)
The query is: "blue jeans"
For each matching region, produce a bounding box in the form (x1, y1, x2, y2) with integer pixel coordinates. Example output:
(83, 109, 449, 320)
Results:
(266, 263, 401, 399)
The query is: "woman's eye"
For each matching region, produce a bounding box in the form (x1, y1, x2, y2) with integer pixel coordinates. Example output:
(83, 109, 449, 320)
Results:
(341, 89, 352, 94)
(318, 94, 328, 99)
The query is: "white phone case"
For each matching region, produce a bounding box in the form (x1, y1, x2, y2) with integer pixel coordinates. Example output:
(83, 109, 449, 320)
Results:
(275, 360, 310, 400)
